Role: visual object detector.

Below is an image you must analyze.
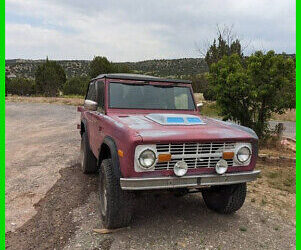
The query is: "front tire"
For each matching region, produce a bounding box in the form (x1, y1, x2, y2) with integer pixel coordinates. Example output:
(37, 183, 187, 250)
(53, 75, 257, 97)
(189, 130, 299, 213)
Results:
(202, 183, 247, 214)
(80, 132, 97, 174)
(99, 159, 133, 229)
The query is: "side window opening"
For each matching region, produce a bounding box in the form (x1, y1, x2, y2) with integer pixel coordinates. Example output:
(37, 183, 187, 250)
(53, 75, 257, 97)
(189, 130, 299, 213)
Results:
(86, 81, 97, 102)
(97, 80, 105, 112)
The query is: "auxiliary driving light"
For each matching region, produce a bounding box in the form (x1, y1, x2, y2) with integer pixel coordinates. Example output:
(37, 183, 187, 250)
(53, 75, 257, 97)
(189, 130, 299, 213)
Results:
(215, 159, 228, 174)
(174, 161, 188, 177)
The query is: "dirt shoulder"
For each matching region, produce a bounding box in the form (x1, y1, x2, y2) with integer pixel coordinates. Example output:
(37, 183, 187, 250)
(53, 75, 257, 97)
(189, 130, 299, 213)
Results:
(5, 95, 83, 106)
(248, 161, 295, 224)
(5, 102, 80, 233)
(246, 146, 296, 224)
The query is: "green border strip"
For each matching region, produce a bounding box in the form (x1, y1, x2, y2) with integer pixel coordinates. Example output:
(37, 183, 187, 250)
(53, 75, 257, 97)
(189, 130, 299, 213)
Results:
(0, 0, 4, 248)
(296, 0, 299, 249)
(296, 0, 299, 248)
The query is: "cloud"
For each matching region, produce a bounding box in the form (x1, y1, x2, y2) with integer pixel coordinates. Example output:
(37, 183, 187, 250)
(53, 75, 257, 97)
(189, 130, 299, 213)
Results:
(5, 0, 296, 61)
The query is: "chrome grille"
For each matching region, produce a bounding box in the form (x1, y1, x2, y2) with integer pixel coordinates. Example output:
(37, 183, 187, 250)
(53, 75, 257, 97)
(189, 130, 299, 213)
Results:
(155, 142, 235, 170)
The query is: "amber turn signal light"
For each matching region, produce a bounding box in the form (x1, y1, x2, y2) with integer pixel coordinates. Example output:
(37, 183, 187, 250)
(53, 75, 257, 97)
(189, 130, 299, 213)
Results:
(222, 152, 234, 160)
(158, 153, 171, 162)
(118, 149, 124, 157)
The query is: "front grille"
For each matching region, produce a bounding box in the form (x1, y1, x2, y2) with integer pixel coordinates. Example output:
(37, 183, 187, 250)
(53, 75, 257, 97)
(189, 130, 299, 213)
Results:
(155, 142, 235, 170)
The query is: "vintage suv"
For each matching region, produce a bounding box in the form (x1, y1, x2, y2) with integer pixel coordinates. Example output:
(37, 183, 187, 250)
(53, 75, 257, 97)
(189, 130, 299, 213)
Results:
(78, 73, 260, 229)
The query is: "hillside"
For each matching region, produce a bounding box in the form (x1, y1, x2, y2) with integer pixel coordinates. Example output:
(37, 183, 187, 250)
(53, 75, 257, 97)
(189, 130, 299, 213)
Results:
(117, 58, 208, 78)
(5, 59, 90, 79)
(5, 58, 208, 79)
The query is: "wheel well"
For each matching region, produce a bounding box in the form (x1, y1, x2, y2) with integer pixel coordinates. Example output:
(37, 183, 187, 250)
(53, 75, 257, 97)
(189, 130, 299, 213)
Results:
(98, 143, 111, 167)
(80, 122, 85, 136)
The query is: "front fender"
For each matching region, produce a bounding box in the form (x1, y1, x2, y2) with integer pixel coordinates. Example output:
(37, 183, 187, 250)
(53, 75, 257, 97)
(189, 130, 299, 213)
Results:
(99, 136, 122, 179)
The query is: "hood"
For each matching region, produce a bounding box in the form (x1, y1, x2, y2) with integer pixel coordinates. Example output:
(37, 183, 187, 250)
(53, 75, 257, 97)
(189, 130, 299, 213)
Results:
(110, 113, 257, 143)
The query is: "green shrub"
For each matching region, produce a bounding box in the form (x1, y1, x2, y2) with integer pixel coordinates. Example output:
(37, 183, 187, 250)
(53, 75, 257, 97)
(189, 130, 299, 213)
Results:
(35, 58, 66, 96)
(89, 56, 113, 78)
(63, 76, 89, 96)
(190, 73, 216, 101)
(6, 77, 36, 96)
(209, 51, 295, 138)
(88, 56, 131, 79)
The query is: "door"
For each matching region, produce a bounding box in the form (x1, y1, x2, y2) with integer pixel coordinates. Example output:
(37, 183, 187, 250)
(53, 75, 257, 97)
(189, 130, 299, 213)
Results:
(89, 80, 105, 156)
(84, 81, 98, 156)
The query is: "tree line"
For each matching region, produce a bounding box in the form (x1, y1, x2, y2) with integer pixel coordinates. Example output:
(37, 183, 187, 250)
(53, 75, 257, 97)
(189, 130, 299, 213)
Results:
(5, 56, 130, 97)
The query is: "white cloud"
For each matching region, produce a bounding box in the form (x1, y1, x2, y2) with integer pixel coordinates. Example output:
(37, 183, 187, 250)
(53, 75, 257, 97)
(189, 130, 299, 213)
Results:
(5, 0, 296, 61)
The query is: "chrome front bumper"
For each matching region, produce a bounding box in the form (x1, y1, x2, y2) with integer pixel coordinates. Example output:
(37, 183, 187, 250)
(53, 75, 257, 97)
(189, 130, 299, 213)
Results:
(120, 170, 260, 190)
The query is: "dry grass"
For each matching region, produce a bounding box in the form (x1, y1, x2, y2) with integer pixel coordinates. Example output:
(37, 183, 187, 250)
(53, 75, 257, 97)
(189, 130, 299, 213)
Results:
(247, 142, 296, 223)
(258, 144, 295, 194)
(271, 109, 296, 122)
(248, 141, 296, 224)
(259, 147, 296, 158)
(194, 93, 205, 104)
(6, 95, 83, 106)
(199, 101, 220, 118)
(259, 134, 296, 156)
(248, 160, 295, 224)
(261, 164, 295, 194)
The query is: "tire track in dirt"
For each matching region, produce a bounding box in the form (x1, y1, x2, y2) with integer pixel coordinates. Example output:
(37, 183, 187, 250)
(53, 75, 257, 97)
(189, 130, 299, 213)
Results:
(6, 164, 98, 250)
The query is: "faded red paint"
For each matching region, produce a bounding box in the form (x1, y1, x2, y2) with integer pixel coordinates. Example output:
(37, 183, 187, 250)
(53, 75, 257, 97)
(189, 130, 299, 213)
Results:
(79, 77, 258, 178)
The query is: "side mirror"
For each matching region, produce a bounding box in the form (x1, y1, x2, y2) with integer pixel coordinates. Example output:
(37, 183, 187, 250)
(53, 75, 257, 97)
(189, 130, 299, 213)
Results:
(197, 102, 203, 112)
(84, 99, 98, 111)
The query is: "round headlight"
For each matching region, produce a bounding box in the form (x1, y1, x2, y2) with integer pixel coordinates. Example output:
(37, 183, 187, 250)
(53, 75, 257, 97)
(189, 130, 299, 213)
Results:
(237, 146, 251, 163)
(139, 149, 156, 168)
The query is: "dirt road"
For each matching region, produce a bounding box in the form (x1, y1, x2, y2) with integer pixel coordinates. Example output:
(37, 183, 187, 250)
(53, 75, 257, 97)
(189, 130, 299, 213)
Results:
(5, 102, 296, 249)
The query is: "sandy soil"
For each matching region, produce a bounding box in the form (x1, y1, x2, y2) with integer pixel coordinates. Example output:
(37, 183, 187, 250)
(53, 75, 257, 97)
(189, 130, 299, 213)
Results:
(5, 102, 296, 249)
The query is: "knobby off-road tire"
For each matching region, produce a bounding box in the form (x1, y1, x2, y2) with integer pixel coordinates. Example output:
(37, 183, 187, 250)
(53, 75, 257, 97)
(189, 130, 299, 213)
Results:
(80, 132, 98, 174)
(99, 159, 133, 229)
(202, 183, 247, 214)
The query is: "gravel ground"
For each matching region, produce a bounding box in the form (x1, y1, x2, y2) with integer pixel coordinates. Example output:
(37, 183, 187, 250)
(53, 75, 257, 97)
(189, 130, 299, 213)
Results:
(5, 102, 296, 249)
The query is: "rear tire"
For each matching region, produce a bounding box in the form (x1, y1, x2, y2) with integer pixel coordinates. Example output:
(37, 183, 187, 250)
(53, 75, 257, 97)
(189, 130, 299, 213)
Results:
(80, 132, 97, 174)
(99, 159, 133, 229)
(202, 183, 246, 214)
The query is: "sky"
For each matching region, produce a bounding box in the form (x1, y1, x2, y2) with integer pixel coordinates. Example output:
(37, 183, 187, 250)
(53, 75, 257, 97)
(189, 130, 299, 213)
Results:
(5, 0, 296, 62)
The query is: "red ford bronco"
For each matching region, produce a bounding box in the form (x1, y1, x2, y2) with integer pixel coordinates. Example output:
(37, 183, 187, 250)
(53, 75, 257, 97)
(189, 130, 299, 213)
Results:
(78, 73, 260, 229)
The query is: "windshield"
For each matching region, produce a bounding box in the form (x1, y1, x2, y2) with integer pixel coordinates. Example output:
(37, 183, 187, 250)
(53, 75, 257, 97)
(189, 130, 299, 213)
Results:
(109, 82, 196, 110)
